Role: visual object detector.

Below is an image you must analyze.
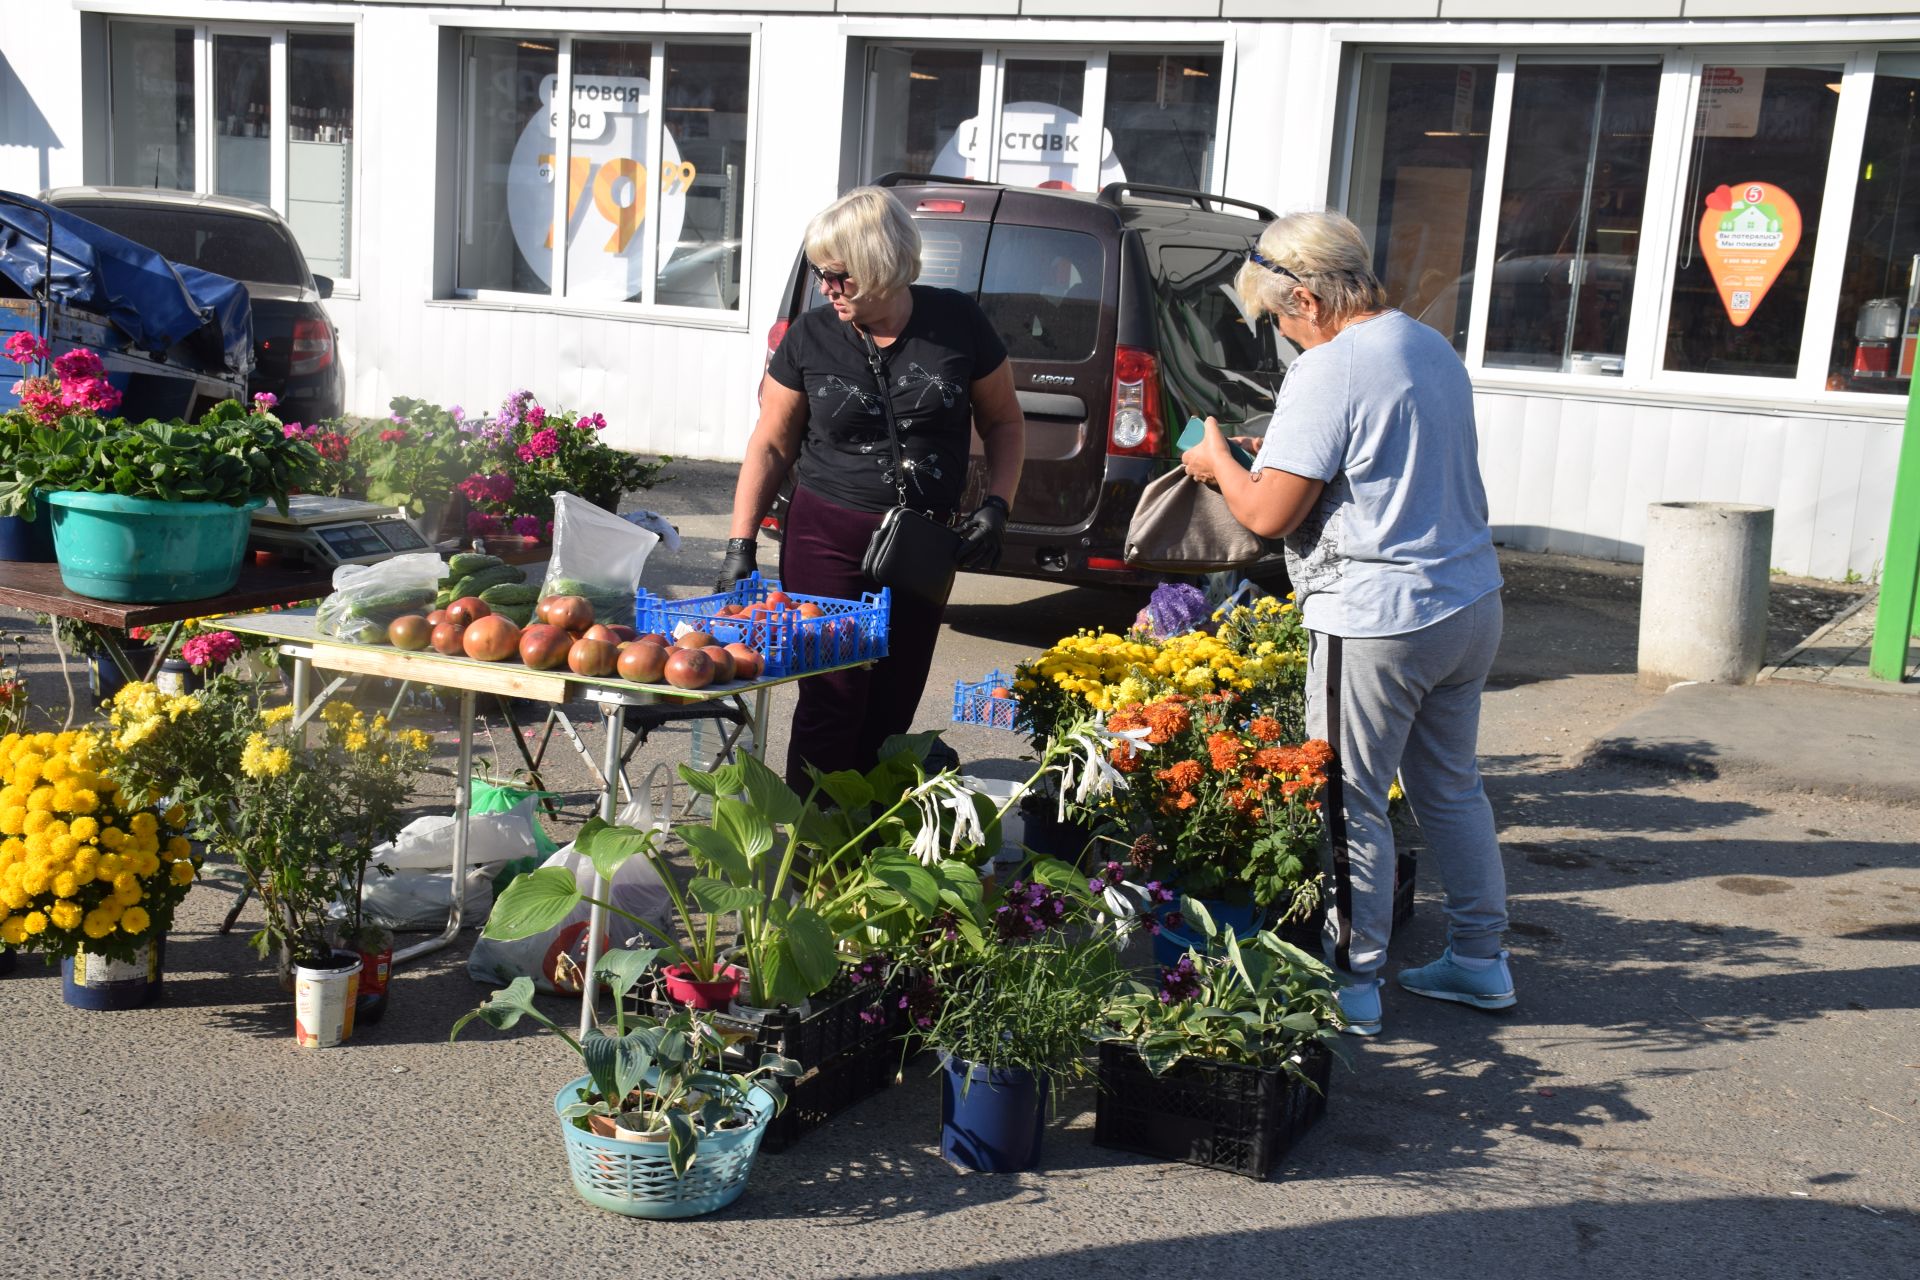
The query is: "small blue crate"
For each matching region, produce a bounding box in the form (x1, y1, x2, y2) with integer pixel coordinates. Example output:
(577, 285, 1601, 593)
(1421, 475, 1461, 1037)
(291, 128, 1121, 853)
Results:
(952, 670, 1020, 730)
(633, 572, 889, 679)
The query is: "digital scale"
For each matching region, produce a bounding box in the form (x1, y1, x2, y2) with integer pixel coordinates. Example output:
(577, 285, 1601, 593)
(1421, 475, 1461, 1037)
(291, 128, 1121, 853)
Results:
(248, 495, 435, 567)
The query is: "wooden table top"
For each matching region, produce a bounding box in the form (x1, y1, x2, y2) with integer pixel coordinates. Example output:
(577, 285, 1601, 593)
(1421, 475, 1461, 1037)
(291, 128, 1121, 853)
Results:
(0, 557, 337, 629)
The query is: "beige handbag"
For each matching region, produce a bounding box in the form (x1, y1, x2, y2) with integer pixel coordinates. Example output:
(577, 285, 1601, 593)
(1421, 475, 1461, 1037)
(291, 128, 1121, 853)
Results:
(1123, 467, 1270, 572)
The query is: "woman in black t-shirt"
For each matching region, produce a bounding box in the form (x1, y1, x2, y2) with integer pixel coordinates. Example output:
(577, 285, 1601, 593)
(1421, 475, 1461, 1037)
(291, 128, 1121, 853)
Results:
(721, 187, 1025, 787)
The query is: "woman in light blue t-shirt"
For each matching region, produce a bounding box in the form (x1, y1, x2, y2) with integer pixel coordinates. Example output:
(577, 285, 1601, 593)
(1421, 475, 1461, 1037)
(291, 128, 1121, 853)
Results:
(1181, 209, 1513, 1037)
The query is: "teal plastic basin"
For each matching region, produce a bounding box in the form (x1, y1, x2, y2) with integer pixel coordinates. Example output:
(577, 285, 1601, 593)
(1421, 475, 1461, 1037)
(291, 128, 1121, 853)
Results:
(47, 491, 265, 603)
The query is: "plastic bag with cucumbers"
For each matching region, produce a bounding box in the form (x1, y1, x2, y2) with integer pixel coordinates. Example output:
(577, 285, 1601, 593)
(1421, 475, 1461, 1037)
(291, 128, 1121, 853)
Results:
(537, 491, 659, 628)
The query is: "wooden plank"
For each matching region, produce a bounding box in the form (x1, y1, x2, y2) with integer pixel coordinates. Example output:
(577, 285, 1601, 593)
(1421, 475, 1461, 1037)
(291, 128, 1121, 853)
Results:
(0, 557, 334, 629)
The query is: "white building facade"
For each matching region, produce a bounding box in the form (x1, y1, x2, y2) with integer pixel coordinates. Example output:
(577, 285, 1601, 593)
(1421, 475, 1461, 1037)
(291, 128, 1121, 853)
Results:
(4, 1, 1918, 579)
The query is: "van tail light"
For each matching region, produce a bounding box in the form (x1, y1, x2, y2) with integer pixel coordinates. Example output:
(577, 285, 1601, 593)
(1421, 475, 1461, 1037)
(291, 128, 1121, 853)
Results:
(1108, 345, 1163, 458)
(289, 318, 333, 377)
(766, 317, 790, 356)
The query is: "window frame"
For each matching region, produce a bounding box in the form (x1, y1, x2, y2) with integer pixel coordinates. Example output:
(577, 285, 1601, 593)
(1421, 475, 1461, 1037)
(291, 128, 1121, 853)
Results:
(1338, 36, 1910, 413)
(444, 23, 761, 325)
(101, 13, 363, 296)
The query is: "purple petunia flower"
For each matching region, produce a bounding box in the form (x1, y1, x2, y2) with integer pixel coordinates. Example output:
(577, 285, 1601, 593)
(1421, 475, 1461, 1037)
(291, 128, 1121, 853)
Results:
(1146, 582, 1210, 639)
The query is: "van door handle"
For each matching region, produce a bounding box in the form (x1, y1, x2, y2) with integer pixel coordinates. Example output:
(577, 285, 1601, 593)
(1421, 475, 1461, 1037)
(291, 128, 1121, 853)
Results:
(1017, 390, 1086, 418)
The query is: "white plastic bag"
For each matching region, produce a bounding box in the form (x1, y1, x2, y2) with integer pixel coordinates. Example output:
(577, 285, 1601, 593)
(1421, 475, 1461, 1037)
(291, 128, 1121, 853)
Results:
(315, 551, 445, 644)
(466, 772, 679, 994)
(360, 867, 496, 931)
(537, 492, 659, 628)
(376, 798, 545, 872)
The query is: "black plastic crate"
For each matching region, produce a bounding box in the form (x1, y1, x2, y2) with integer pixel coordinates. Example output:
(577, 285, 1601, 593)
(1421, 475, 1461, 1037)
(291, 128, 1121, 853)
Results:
(632, 965, 902, 1070)
(760, 1036, 922, 1153)
(1093, 1039, 1333, 1180)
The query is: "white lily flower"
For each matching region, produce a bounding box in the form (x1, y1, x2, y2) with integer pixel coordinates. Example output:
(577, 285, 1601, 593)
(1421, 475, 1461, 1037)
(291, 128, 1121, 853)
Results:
(936, 780, 987, 858)
(908, 803, 943, 866)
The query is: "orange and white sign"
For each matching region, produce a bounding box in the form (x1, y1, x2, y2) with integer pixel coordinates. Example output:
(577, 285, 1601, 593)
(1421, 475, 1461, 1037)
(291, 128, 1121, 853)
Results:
(1697, 181, 1801, 327)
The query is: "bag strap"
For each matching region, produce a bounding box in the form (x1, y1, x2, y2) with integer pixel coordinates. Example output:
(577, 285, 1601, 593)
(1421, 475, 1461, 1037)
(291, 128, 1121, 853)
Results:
(860, 326, 913, 508)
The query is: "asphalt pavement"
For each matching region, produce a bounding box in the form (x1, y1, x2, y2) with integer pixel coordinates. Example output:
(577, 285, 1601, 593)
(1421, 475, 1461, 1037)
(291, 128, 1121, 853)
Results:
(0, 461, 1914, 1279)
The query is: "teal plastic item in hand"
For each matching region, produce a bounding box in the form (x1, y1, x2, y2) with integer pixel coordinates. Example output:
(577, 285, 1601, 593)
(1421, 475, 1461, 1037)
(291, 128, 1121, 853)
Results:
(1175, 416, 1255, 469)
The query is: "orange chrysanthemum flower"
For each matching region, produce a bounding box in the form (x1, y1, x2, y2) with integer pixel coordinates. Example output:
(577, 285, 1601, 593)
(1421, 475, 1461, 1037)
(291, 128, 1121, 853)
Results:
(1207, 732, 1242, 772)
(1250, 716, 1282, 743)
(1155, 759, 1204, 792)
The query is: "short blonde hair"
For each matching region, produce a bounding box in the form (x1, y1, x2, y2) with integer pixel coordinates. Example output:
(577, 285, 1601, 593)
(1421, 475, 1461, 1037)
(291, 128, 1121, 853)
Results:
(804, 187, 921, 301)
(1236, 210, 1388, 327)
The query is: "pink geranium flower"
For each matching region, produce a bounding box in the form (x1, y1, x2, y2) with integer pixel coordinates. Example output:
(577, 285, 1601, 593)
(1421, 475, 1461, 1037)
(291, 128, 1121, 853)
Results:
(4, 332, 49, 366)
(181, 630, 243, 669)
(53, 348, 105, 382)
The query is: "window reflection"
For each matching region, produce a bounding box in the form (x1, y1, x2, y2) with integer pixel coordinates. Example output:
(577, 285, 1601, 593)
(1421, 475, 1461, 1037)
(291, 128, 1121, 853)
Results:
(1829, 53, 1920, 394)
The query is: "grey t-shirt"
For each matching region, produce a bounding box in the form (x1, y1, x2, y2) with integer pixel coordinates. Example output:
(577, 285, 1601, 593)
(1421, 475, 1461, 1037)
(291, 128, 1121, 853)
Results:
(1251, 309, 1503, 638)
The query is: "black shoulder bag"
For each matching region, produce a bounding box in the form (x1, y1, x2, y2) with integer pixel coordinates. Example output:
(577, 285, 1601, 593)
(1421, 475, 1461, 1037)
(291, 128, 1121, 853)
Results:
(857, 328, 964, 607)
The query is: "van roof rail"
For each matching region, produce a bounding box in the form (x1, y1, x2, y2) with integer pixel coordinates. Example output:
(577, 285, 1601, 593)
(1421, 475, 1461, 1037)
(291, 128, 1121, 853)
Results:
(872, 171, 1005, 190)
(1096, 183, 1277, 221)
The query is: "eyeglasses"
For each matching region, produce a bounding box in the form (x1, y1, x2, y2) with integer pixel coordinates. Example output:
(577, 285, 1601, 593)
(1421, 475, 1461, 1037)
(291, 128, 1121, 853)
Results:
(1247, 250, 1302, 283)
(809, 262, 855, 293)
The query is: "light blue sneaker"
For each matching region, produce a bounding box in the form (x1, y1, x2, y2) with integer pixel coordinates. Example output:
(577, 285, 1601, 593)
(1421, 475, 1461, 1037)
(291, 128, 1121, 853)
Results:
(1397, 948, 1516, 1010)
(1335, 977, 1383, 1036)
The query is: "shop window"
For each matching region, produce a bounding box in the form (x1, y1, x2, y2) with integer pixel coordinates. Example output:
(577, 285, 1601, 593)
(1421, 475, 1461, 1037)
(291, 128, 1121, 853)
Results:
(1663, 64, 1841, 379)
(108, 23, 194, 191)
(1484, 62, 1658, 376)
(455, 35, 553, 295)
(1106, 53, 1222, 191)
(560, 38, 655, 304)
(1346, 57, 1497, 354)
(868, 47, 985, 179)
(1828, 53, 1920, 395)
(657, 43, 751, 311)
(212, 34, 271, 206)
(978, 225, 1103, 361)
(286, 31, 355, 278)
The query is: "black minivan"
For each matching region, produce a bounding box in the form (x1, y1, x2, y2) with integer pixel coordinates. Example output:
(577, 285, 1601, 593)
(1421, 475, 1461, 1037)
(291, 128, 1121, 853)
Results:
(767, 176, 1291, 587)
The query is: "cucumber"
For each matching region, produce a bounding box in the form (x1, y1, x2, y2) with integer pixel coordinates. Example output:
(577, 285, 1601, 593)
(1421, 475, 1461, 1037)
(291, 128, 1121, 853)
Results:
(450, 563, 526, 599)
(479, 582, 539, 607)
(433, 587, 455, 611)
(448, 552, 504, 580)
(541, 577, 599, 599)
(493, 602, 535, 627)
(349, 586, 436, 625)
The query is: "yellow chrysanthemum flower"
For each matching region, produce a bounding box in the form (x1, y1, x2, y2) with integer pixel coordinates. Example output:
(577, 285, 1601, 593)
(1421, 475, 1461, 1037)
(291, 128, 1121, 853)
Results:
(343, 731, 369, 753)
(96, 853, 125, 878)
(166, 835, 191, 860)
(119, 905, 150, 935)
(129, 812, 158, 838)
(163, 805, 186, 830)
(261, 705, 295, 727)
(0, 915, 25, 945)
(81, 910, 114, 939)
(69, 816, 99, 842)
(22, 910, 47, 935)
(51, 871, 78, 898)
(49, 900, 81, 930)
(130, 850, 160, 878)
(170, 860, 195, 886)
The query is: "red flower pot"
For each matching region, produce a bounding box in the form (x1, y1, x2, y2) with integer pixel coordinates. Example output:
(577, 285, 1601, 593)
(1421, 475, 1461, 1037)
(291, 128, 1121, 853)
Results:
(661, 964, 742, 1011)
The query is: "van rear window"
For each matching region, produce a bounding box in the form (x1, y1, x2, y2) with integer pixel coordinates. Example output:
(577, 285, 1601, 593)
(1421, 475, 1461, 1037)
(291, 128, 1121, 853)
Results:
(978, 225, 1103, 362)
(804, 219, 990, 312)
(1151, 243, 1287, 426)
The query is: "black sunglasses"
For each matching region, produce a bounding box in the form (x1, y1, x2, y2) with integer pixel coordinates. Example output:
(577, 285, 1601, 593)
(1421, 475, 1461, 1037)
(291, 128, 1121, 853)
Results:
(808, 262, 854, 290)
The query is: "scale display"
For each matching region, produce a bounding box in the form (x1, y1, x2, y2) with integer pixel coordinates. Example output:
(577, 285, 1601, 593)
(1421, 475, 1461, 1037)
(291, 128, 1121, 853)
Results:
(249, 496, 434, 567)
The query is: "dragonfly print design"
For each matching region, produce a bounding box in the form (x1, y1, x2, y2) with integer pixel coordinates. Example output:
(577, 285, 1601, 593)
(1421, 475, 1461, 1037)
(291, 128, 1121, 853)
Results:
(896, 363, 961, 410)
(821, 375, 884, 419)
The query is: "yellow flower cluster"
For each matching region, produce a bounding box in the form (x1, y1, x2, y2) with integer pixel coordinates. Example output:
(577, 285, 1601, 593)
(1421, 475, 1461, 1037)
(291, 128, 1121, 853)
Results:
(0, 729, 194, 948)
(108, 682, 202, 753)
(240, 733, 293, 780)
(1019, 630, 1161, 711)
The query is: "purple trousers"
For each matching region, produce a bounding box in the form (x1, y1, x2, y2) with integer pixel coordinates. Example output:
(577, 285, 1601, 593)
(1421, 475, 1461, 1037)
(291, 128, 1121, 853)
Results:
(779, 484, 951, 791)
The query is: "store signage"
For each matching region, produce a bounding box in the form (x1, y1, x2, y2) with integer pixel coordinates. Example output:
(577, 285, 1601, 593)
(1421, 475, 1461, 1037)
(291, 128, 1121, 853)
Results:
(932, 101, 1124, 191)
(506, 74, 691, 301)
(1696, 66, 1766, 139)
(1697, 181, 1801, 327)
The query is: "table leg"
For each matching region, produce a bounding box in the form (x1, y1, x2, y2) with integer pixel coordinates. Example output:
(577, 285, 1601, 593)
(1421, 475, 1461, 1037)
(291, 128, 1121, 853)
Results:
(578, 703, 623, 1037)
(749, 686, 772, 762)
(394, 687, 475, 967)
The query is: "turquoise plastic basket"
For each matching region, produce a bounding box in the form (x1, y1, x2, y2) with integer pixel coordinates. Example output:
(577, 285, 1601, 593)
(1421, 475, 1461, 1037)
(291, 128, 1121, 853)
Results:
(47, 491, 264, 602)
(553, 1075, 776, 1218)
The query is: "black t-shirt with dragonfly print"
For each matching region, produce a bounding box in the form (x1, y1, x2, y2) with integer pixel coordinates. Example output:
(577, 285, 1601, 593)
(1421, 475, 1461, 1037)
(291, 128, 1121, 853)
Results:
(769, 284, 1007, 515)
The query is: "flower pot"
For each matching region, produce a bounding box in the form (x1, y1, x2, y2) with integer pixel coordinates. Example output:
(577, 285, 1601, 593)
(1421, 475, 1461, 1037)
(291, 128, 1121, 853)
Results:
(293, 950, 361, 1048)
(661, 963, 743, 1012)
(152, 656, 203, 697)
(354, 938, 393, 1026)
(61, 936, 166, 1010)
(1152, 895, 1265, 970)
(0, 947, 17, 976)
(47, 491, 265, 603)
(87, 646, 158, 703)
(939, 1054, 1049, 1173)
(555, 1074, 776, 1218)
(0, 504, 57, 562)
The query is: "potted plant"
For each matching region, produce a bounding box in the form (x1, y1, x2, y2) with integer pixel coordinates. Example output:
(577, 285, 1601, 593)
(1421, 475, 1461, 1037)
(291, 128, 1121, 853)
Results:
(451, 950, 800, 1219)
(0, 334, 120, 562)
(1095, 899, 1344, 1180)
(357, 398, 475, 535)
(0, 385, 323, 602)
(0, 711, 202, 1009)
(453, 388, 671, 541)
(111, 675, 430, 1036)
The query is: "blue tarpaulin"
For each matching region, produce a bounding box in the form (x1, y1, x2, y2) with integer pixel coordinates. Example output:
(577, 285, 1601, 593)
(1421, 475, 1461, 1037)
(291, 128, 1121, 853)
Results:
(0, 191, 252, 376)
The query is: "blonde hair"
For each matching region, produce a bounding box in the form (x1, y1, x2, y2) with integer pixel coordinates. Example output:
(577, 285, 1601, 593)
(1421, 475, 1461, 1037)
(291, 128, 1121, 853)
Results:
(803, 187, 921, 301)
(1235, 210, 1388, 327)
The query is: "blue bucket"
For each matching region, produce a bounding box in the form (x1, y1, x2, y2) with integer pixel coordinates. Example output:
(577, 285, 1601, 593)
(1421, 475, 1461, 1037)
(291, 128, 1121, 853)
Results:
(940, 1055, 1049, 1173)
(1152, 896, 1265, 969)
(48, 491, 264, 602)
(60, 937, 165, 1010)
(0, 505, 56, 562)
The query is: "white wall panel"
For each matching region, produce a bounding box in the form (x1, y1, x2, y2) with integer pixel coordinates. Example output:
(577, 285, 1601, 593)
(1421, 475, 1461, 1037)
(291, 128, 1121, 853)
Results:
(1809, 421, 1866, 582)
(1772, 419, 1826, 575)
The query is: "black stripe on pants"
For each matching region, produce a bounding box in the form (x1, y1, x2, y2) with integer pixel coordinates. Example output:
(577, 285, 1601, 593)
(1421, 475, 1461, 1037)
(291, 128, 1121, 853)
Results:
(1323, 633, 1355, 975)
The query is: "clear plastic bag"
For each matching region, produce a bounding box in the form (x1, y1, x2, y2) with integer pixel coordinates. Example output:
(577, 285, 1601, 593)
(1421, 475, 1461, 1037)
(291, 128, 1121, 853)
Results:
(315, 552, 445, 644)
(536, 492, 659, 628)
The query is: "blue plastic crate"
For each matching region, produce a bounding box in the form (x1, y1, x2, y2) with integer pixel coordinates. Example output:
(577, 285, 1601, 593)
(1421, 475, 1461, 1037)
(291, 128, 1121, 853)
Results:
(952, 670, 1020, 730)
(633, 573, 889, 679)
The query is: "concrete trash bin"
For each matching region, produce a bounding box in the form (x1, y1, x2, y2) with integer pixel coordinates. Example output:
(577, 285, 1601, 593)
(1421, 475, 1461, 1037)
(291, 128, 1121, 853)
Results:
(1637, 502, 1774, 688)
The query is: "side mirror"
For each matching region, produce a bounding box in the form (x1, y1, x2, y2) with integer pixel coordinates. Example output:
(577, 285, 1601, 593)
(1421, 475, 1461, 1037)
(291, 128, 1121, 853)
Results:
(312, 274, 334, 299)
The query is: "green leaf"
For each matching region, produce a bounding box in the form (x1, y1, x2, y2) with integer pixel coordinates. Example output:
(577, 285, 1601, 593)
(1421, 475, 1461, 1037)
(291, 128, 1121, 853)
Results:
(448, 976, 571, 1044)
(482, 867, 582, 940)
(664, 1108, 698, 1179)
(1279, 1011, 1324, 1033)
(869, 854, 940, 915)
(592, 946, 660, 1004)
(809, 768, 875, 813)
(574, 817, 656, 884)
(736, 752, 803, 826)
(776, 905, 838, 994)
(689, 876, 762, 917)
(713, 797, 773, 868)
(1182, 895, 1217, 941)
(677, 765, 722, 798)
(794, 803, 852, 853)
(679, 824, 750, 883)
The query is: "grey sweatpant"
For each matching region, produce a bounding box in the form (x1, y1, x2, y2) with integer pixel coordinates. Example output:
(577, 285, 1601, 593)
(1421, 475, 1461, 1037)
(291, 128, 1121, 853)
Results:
(1306, 590, 1508, 976)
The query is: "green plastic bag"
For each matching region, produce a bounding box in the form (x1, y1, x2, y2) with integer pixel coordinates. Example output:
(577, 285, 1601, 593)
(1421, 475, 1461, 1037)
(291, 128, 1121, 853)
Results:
(470, 775, 560, 855)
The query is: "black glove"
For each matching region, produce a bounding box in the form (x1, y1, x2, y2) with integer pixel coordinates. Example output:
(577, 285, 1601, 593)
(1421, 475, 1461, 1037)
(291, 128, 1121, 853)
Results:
(717, 536, 758, 591)
(956, 496, 1010, 571)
